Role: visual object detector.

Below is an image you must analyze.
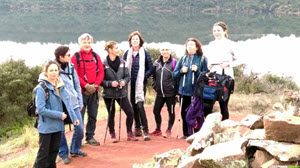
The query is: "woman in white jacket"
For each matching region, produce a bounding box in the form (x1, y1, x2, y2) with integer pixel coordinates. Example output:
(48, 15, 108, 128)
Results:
(204, 21, 239, 120)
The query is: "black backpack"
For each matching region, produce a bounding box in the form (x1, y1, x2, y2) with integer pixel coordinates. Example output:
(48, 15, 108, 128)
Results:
(27, 82, 49, 128)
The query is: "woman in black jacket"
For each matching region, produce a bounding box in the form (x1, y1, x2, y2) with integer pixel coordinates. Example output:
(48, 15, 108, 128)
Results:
(150, 45, 177, 138)
(101, 41, 138, 142)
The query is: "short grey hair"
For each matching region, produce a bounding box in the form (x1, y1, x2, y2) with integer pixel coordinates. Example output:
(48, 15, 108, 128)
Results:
(78, 33, 93, 44)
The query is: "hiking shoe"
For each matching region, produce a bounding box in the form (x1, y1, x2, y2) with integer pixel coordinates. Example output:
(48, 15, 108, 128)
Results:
(127, 131, 138, 141)
(110, 133, 118, 143)
(70, 151, 87, 157)
(61, 157, 70, 164)
(143, 130, 150, 141)
(134, 128, 143, 137)
(149, 129, 162, 136)
(85, 138, 100, 146)
(163, 129, 172, 138)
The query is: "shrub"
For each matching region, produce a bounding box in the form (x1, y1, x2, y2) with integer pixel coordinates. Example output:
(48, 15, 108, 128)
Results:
(0, 59, 42, 138)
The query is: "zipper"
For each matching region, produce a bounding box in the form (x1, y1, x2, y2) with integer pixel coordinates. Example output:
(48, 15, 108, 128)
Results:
(160, 63, 165, 97)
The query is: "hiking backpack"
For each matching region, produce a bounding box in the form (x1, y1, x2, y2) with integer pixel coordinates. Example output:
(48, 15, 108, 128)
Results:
(27, 82, 49, 128)
(74, 51, 99, 82)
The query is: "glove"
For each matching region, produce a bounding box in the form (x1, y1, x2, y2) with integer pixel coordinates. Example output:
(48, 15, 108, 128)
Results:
(84, 84, 96, 95)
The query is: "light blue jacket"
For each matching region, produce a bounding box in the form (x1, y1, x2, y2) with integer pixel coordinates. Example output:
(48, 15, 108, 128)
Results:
(35, 74, 78, 134)
(172, 54, 208, 96)
(59, 63, 83, 109)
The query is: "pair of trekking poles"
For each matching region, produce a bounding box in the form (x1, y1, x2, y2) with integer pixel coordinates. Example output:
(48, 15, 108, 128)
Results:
(103, 86, 123, 144)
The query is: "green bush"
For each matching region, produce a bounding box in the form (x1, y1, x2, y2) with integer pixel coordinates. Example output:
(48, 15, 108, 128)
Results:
(0, 59, 42, 138)
(233, 64, 299, 94)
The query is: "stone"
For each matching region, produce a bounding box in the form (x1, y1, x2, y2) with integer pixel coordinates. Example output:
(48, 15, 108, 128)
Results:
(250, 150, 273, 168)
(247, 140, 300, 162)
(264, 112, 300, 143)
(177, 154, 205, 168)
(247, 129, 266, 140)
(153, 149, 185, 168)
(240, 114, 264, 129)
(197, 138, 248, 167)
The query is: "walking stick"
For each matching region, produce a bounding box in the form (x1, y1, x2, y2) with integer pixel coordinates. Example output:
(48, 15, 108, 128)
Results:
(177, 74, 186, 139)
(118, 95, 122, 141)
(104, 98, 114, 144)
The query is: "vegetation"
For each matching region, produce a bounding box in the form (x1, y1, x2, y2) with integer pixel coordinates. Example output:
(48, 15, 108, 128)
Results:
(0, 0, 299, 15)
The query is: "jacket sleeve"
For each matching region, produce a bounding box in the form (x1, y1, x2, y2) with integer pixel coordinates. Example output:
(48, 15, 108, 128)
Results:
(61, 87, 78, 122)
(35, 86, 62, 120)
(71, 55, 87, 88)
(94, 54, 104, 86)
(100, 66, 112, 88)
(123, 63, 130, 84)
(144, 49, 154, 80)
(73, 69, 83, 108)
(195, 56, 209, 77)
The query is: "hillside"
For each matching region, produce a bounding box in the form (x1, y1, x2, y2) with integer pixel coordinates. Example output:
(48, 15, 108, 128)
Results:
(0, 0, 300, 15)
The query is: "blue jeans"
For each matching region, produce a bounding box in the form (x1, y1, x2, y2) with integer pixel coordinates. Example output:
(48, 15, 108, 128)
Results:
(59, 108, 84, 158)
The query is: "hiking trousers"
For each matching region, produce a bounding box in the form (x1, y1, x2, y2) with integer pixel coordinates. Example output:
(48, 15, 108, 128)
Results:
(81, 92, 99, 141)
(153, 95, 176, 131)
(180, 95, 192, 137)
(104, 97, 134, 133)
(131, 85, 149, 131)
(33, 131, 61, 168)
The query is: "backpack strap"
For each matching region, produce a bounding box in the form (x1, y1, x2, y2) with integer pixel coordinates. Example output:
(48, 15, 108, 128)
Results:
(199, 55, 205, 72)
(75, 52, 81, 67)
(39, 82, 49, 100)
(92, 51, 99, 73)
(172, 58, 176, 70)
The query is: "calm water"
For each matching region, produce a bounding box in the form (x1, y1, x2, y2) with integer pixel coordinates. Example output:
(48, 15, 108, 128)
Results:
(1, 10, 300, 45)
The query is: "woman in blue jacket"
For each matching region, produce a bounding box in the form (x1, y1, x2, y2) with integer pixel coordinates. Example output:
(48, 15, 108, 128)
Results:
(33, 60, 79, 168)
(172, 38, 208, 139)
(54, 46, 86, 164)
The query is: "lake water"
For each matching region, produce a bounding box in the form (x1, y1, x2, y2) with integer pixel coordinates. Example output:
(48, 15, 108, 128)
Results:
(1, 10, 300, 85)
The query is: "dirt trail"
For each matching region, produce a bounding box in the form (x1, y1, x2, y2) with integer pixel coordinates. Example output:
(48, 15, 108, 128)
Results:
(57, 106, 247, 168)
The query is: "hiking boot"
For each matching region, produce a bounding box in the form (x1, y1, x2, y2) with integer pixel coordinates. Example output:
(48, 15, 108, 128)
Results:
(149, 129, 162, 136)
(127, 131, 138, 141)
(85, 138, 100, 146)
(134, 128, 142, 137)
(61, 157, 70, 164)
(110, 133, 118, 143)
(143, 130, 150, 141)
(70, 151, 87, 157)
(163, 129, 172, 138)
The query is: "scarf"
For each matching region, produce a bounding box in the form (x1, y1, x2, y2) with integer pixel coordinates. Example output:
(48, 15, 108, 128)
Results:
(107, 56, 120, 72)
(126, 47, 145, 103)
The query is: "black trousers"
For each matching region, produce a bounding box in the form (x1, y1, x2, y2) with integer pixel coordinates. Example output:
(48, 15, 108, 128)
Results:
(180, 95, 192, 137)
(33, 131, 61, 168)
(153, 95, 175, 131)
(203, 94, 231, 121)
(104, 97, 134, 133)
(131, 85, 148, 131)
(81, 92, 99, 140)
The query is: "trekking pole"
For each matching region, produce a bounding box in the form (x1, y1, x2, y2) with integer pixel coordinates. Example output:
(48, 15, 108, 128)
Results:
(104, 98, 114, 144)
(118, 97, 122, 142)
(177, 74, 186, 139)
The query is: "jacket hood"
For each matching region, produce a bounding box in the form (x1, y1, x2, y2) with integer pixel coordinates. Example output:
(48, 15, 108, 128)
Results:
(38, 72, 65, 88)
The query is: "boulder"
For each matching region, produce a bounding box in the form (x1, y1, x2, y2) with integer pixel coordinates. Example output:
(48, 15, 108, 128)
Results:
(264, 112, 300, 143)
(153, 149, 185, 168)
(197, 138, 248, 167)
(247, 140, 300, 162)
(250, 150, 273, 168)
(247, 129, 266, 140)
(240, 114, 264, 129)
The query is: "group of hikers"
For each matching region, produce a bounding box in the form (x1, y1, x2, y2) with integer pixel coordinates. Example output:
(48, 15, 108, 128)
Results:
(33, 21, 238, 167)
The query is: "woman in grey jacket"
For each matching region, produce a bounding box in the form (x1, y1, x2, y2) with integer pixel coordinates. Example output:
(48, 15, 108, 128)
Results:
(34, 60, 79, 168)
(101, 41, 138, 142)
(54, 46, 86, 164)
